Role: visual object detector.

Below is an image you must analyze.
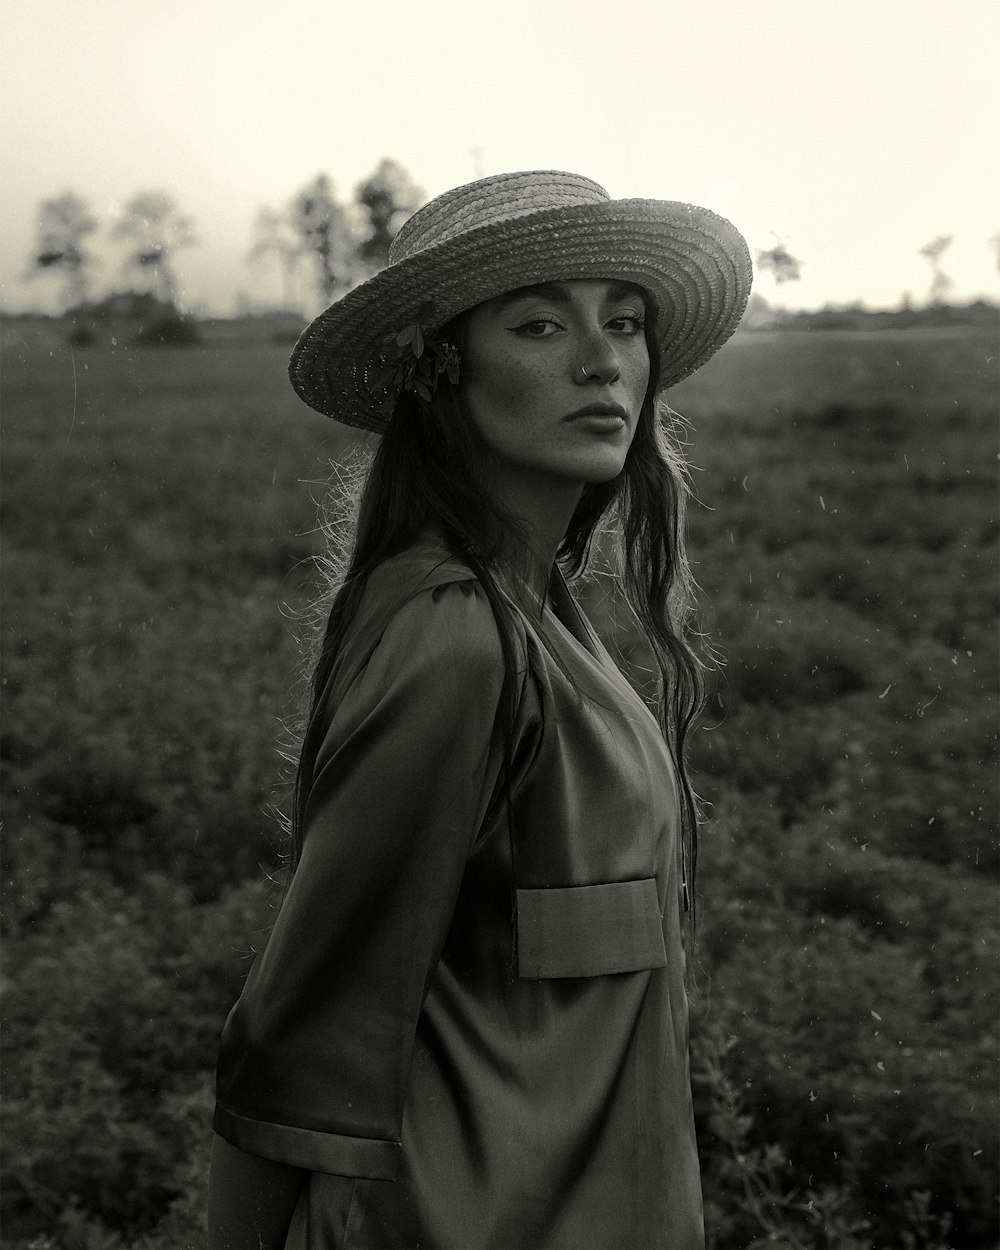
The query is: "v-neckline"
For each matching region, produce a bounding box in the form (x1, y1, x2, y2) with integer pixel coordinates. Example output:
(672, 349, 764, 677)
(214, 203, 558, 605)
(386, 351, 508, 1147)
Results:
(544, 567, 603, 658)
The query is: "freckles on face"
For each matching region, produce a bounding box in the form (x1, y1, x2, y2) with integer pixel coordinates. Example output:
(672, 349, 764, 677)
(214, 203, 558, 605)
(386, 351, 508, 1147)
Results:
(458, 278, 651, 489)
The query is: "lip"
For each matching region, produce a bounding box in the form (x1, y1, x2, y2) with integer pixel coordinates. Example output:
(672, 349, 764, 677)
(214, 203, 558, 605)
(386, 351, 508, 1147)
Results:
(565, 402, 629, 422)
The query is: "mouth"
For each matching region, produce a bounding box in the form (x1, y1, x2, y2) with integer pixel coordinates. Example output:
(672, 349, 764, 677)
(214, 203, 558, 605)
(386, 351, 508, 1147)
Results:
(565, 401, 629, 434)
(566, 402, 629, 422)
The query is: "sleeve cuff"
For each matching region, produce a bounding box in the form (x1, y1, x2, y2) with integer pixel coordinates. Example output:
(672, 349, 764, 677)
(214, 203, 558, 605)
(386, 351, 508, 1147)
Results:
(213, 1104, 401, 1180)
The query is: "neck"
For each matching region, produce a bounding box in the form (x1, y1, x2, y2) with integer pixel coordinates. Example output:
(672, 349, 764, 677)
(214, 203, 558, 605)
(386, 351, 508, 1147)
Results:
(488, 465, 584, 603)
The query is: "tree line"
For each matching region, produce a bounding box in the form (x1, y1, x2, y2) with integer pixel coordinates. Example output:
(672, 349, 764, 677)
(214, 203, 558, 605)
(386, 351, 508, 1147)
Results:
(754, 232, 991, 305)
(28, 158, 423, 316)
(30, 160, 992, 317)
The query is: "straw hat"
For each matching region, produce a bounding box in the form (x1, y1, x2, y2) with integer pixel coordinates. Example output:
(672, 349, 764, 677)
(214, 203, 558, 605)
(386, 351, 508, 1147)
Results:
(289, 170, 752, 430)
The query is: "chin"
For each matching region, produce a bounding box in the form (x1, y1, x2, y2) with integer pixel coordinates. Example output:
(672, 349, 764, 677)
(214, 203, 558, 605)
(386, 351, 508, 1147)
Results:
(571, 453, 629, 484)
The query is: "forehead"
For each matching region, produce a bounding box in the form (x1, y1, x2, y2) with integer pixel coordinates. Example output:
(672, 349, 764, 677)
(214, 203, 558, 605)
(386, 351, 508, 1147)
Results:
(487, 279, 649, 313)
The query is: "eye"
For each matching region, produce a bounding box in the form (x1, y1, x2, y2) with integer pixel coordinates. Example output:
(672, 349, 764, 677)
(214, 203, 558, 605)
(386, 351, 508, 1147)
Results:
(607, 310, 646, 336)
(511, 315, 563, 338)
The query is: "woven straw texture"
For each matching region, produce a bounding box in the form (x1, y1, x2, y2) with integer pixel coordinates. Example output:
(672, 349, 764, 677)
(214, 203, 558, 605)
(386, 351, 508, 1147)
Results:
(289, 171, 752, 430)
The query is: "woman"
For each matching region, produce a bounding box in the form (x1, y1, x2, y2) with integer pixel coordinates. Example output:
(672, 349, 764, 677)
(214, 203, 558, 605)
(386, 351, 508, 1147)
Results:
(208, 170, 751, 1249)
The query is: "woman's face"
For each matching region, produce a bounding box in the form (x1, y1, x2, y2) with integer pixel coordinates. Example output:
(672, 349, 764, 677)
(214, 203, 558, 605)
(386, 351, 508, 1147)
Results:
(459, 278, 651, 494)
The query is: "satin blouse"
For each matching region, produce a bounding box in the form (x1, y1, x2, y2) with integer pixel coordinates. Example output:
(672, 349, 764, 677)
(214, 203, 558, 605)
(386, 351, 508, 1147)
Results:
(213, 537, 704, 1249)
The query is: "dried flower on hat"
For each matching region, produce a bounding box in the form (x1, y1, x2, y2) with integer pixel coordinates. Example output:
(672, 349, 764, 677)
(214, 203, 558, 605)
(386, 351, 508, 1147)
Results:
(373, 323, 462, 415)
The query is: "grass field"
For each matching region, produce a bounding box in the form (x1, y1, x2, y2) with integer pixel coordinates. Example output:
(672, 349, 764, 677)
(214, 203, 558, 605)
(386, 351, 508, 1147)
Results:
(2, 318, 997, 1248)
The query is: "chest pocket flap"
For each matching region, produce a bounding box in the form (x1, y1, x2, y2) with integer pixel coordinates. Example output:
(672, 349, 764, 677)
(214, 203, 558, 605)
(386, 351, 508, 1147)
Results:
(516, 878, 667, 979)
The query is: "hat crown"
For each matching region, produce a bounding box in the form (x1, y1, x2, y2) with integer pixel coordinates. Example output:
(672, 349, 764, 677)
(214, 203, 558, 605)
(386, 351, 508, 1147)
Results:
(389, 170, 610, 265)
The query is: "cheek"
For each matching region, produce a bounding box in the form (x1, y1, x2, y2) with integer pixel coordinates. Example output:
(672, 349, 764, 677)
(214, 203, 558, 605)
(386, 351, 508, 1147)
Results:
(627, 344, 651, 405)
(462, 347, 550, 448)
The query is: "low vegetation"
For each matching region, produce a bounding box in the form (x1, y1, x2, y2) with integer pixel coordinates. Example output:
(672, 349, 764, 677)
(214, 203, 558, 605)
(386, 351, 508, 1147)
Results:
(2, 320, 996, 1248)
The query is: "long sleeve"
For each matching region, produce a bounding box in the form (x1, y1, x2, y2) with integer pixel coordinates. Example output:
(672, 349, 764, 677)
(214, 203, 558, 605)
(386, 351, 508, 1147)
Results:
(214, 577, 509, 1180)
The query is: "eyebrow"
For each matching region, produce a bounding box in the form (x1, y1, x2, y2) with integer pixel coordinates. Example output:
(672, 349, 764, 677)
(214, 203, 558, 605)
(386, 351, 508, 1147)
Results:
(494, 281, 647, 312)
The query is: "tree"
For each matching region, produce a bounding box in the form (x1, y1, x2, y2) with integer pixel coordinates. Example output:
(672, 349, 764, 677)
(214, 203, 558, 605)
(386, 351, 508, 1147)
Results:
(288, 174, 354, 306)
(113, 191, 195, 305)
(354, 159, 423, 275)
(918, 235, 953, 304)
(30, 192, 99, 309)
(248, 206, 303, 312)
(756, 239, 804, 285)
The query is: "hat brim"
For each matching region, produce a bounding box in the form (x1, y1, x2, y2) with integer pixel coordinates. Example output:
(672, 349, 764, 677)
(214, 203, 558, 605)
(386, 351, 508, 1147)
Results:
(289, 198, 752, 430)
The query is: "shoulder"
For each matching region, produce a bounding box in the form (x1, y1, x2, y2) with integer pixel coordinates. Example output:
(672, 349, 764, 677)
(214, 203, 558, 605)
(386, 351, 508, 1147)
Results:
(336, 536, 516, 693)
(372, 571, 503, 684)
(365, 534, 480, 613)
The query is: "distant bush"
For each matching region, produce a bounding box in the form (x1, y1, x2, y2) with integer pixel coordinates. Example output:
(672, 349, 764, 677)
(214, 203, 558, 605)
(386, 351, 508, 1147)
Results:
(134, 314, 201, 346)
(272, 325, 306, 344)
(66, 321, 97, 347)
(83, 291, 174, 322)
(814, 400, 907, 440)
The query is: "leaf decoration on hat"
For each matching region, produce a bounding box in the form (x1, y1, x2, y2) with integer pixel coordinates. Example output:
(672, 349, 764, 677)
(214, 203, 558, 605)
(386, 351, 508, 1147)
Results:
(373, 322, 462, 415)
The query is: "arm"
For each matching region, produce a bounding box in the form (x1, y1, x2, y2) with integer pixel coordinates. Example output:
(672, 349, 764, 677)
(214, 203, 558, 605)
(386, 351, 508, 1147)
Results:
(206, 1132, 305, 1250)
(211, 580, 512, 1189)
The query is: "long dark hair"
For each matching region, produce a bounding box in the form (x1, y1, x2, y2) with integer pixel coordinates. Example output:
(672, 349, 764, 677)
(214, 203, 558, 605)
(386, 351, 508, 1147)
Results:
(290, 306, 706, 921)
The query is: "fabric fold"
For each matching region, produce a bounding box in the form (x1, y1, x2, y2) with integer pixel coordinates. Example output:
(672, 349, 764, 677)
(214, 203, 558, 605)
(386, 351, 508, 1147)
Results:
(213, 1105, 400, 1180)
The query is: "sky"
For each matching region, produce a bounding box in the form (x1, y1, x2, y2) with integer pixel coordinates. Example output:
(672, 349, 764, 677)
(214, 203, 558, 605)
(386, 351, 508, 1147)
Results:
(1, 0, 997, 316)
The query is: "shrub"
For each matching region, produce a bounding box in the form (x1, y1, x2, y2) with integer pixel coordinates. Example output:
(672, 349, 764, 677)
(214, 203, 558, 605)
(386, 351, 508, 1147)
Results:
(1, 876, 271, 1245)
(66, 322, 98, 347)
(710, 597, 879, 710)
(133, 315, 201, 346)
(697, 914, 997, 1248)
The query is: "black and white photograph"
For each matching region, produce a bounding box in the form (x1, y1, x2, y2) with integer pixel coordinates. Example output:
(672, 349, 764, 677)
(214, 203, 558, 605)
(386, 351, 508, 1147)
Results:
(1, 2, 996, 1247)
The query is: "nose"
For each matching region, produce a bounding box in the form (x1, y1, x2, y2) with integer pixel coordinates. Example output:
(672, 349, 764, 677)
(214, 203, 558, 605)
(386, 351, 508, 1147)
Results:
(576, 327, 621, 385)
